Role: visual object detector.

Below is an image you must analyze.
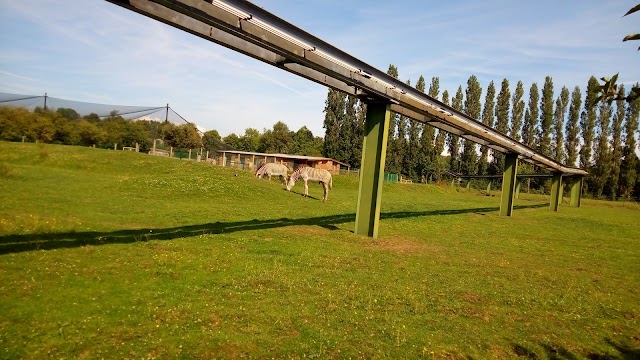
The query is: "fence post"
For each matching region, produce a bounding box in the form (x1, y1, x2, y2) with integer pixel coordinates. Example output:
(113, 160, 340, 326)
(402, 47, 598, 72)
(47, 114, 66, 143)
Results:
(170, 147, 173, 158)
(114, 143, 117, 150)
(135, 143, 139, 152)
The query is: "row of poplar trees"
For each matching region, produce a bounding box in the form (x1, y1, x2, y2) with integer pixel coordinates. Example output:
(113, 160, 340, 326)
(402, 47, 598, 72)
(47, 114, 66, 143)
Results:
(322, 65, 640, 200)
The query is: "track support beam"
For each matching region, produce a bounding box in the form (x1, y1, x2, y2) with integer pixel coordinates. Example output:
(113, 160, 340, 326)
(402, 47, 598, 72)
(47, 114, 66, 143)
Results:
(355, 102, 391, 238)
(550, 172, 563, 212)
(500, 153, 518, 216)
(568, 176, 583, 207)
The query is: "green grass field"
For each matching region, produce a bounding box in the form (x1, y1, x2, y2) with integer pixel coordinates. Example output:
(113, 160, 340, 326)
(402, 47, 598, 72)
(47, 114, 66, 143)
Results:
(0, 142, 638, 359)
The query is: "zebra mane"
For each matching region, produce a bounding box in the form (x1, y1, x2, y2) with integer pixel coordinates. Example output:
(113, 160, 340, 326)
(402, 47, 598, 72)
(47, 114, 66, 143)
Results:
(290, 166, 307, 182)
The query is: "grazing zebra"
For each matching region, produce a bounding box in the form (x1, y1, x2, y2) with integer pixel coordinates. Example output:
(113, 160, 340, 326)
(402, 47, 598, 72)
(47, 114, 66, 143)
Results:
(286, 166, 333, 202)
(254, 163, 289, 184)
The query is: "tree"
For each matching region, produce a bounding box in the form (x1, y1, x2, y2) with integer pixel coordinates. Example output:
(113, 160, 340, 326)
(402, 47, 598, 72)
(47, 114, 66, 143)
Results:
(538, 76, 554, 156)
(553, 86, 570, 162)
(337, 95, 358, 165)
(350, 100, 366, 169)
(322, 89, 345, 160)
(448, 86, 464, 173)
(590, 100, 613, 197)
(478, 81, 496, 175)
(202, 129, 223, 151)
(565, 86, 582, 167)
(522, 83, 539, 147)
(492, 79, 511, 173)
(461, 75, 482, 175)
(291, 126, 323, 156)
(238, 128, 261, 152)
(580, 76, 599, 169)
(385, 64, 402, 174)
(222, 133, 242, 149)
(432, 90, 449, 181)
(605, 85, 626, 198)
(618, 89, 640, 198)
(510, 81, 525, 142)
(411, 75, 428, 181)
(56, 107, 80, 121)
(259, 121, 292, 154)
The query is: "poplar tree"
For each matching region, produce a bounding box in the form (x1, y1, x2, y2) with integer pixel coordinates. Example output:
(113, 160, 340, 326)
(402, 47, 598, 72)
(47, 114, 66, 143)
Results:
(618, 91, 640, 199)
(448, 86, 464, 173)
(591, 100, 613, 197)
(405, 77, 422, 180)
(510, 81, 525, 142)
(493, 79, 511, 173)
(351, 100, 367, 169)
(580, 76, 599, 170)
(433, 90, 449, 180)
(606, 85, 626, 198)
(522, 83, 539, 147)
(338, 95, 359, 166)
(385, 64, 401, 174)
(322, 89, 345, 160)
(538, 76, 555, 156)
(553, 86, 570, 162)
(565, 86, 582, 167)
(461, 75, 482, 175)
(414, 75, 429, 180)
(396, 80, 410, 176)
(479, 81, 496, 175)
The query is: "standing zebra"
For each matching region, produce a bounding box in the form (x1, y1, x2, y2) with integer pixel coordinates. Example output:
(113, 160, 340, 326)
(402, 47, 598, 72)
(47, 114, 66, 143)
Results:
(255, 162, 290, 184)
(286, 166, 333, 202)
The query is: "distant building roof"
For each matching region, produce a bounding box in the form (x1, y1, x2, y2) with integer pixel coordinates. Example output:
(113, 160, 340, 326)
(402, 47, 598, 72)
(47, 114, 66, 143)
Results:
(217, 150, 350, 167)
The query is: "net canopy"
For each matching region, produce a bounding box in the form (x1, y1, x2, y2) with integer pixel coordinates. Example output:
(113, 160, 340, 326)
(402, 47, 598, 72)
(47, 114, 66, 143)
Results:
(0, 92, 191, 126)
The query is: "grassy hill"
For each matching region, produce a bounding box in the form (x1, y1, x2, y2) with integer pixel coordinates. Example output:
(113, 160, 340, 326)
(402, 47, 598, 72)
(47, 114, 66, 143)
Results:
(0, 141, 638, 359)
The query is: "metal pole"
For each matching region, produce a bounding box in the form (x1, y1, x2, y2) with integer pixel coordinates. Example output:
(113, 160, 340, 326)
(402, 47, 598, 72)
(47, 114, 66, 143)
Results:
(569, 176, 583, 207)
(499, 153, 518, 216)
(549, 172, 563, 212)
(44, 93, 48, 111)
(355, 101, 391, 238)
(165, 104, 169, 123)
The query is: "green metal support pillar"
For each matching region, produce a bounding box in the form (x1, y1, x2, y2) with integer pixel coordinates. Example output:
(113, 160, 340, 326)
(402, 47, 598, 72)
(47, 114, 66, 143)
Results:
(500, 153, 518, 216)
(514, 178, 524, 199)
(355, 102, 391, 238)
(569, 176, 583, 207)
(550, 172, 563, 212)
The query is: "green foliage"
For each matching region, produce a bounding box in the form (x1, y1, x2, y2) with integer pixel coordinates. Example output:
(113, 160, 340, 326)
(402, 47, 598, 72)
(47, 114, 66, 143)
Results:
(510, 81, 525, 141)
(492, 79, 511, 174)
(162, 123, 202, 150)
(606, 86, 627, 198)
(618, 93, 640, 198)
(565, 86, 582, 167)
(479, 81, 496, 175)
(0, 142, 639, 358)
(448, 86, 464, 173)
(322, 89, 345, 161)
(522, 83, 539, 147)
(538, 76, 554, 156)
(590, 101, 613, 197)
(461, 76, 482, 175)
(580, 77, 599, 169)
(553, 86, 570, 163)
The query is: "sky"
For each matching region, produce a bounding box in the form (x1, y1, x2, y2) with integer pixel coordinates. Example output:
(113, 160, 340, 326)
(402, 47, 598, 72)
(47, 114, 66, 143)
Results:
(0, 0, 638, 138)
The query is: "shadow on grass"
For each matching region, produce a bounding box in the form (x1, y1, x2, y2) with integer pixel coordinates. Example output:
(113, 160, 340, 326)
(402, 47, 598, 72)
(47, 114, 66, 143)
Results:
(0, 203, 546, 255)
(511, 338, 640, 359)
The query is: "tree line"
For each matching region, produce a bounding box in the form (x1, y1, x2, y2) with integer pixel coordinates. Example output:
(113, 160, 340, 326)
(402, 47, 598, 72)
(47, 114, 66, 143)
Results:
(0, 106, 324, 158)
(322, 66, 640, 200)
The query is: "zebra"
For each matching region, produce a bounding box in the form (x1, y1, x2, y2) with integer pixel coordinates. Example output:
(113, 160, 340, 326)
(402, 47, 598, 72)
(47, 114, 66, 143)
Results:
(255, 162, 290, 184)
(286, 166, 333, 202)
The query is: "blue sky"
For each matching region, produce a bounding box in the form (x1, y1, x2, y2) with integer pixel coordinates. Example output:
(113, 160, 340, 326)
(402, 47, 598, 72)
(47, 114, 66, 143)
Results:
(1, 0, 638, 138)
